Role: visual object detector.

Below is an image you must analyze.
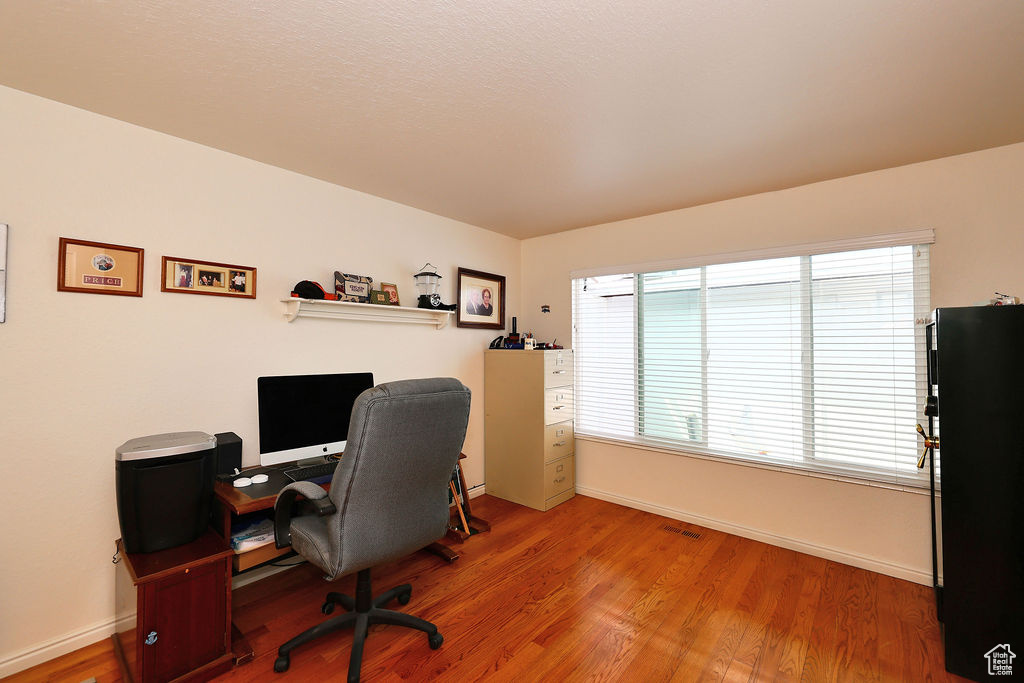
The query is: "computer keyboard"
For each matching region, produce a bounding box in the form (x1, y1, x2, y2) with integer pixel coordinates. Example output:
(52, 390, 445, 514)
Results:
(284, 461, 338, 483)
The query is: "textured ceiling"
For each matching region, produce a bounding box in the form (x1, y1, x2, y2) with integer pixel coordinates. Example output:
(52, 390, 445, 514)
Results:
(2, 1, 1023, 239)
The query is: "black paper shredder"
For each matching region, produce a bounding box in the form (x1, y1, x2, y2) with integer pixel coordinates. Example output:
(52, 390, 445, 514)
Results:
(115, 431, 217, 553)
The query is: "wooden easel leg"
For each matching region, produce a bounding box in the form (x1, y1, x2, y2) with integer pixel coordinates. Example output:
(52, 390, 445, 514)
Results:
(424, 541, 459, 563)
(456, 456, 490, 533)
(424, 455, 491, 563)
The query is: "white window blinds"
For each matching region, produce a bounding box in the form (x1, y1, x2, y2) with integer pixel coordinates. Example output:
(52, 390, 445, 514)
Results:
(572, 236, 932, 488)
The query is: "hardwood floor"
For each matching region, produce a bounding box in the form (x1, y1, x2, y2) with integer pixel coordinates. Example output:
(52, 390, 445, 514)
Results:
(6, 494, 967, 682)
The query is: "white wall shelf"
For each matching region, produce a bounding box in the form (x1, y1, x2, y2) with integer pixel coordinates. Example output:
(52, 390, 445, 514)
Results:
(281, 298, 453, 329)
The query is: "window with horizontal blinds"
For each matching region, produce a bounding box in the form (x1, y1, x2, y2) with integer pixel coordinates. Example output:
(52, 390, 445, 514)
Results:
(572, 240, 932, 488)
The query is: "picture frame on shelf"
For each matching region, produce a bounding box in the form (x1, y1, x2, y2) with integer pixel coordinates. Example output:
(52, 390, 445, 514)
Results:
(334, 271, 373, 303)
(369, 290, 390, 305)
(456, 267, 505, 330)
(380, 282, 400, 305)
(161, 256, 256, 298)
(57, 237, 144, 297)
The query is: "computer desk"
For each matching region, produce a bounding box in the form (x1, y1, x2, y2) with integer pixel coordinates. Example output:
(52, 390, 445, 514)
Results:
(211, 453, 489, 663)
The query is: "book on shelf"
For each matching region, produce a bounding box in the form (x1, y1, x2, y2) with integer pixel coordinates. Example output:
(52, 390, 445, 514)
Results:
(230, 517, 275, 553)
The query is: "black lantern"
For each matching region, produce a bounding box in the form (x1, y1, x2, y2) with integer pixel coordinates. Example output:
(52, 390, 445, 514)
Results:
(413, 263, 456, 310)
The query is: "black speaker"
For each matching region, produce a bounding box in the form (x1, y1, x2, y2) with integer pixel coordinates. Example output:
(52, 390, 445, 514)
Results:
(214, 432, 242, 477)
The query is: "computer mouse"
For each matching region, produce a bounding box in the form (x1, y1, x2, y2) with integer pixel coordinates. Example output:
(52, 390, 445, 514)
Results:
(232, 477, 252, 488)
(250, 474, 269, 484)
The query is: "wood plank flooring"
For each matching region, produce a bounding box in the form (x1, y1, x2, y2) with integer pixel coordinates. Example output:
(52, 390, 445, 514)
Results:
(5, 494, 967, 682)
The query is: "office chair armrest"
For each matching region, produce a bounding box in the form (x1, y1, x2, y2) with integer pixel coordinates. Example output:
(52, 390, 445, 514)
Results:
(273, 481, 337, 549)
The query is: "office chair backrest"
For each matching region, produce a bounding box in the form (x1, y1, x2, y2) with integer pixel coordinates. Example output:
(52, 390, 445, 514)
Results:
(324, 377, 471, 576)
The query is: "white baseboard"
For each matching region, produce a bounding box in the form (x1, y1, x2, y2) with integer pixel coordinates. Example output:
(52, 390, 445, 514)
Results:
(576, 485, 932, 586)
(0, 613, 133, 679)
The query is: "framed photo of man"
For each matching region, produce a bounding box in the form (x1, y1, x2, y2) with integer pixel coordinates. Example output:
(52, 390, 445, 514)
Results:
(456, 267, 505, 330)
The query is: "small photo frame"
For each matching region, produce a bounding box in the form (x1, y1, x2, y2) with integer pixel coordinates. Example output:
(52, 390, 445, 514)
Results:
(380, 282, 400, 306)
(334, 271, 373, 303)
(369, 290, 390, 305)
(58, 237, 144, 297)
(457, 267, 505, 330)
(162, 256, 256, 298)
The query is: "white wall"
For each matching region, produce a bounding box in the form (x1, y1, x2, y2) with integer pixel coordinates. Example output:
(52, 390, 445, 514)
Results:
(0, 85, 519, 671)
(520, 142, 1024, 584)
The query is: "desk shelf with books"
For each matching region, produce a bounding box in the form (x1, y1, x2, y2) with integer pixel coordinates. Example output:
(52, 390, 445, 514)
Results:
(212, 468, 319, 573)
(212, 455, 488, 574)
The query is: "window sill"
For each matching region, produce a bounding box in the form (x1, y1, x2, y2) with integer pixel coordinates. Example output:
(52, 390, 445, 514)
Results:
(575, 433, 935, 496)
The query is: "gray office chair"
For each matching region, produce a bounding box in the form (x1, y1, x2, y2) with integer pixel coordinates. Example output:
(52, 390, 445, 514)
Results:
(271, 377, 471, 681)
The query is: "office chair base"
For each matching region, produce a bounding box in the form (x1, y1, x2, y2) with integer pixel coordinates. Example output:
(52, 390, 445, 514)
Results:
(274, 568, 442, 681)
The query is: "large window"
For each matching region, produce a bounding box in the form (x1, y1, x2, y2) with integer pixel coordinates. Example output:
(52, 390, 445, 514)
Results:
(572, 236, 931, 487)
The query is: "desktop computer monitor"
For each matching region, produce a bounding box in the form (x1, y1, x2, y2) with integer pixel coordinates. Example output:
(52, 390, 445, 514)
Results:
(257, 372, 374, 467)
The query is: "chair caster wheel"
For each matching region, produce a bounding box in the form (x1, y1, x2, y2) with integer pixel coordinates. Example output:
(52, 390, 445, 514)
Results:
(398, 590, 411, 605)
(428, 632, 444, 650)
(322, 601, 335, 615)
(274, 655, 290, 673)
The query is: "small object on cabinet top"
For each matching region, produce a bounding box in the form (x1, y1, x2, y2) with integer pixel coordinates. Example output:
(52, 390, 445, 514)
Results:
(992, 292, 1020, 305)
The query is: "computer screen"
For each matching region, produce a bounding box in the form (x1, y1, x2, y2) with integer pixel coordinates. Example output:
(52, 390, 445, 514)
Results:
(257, 372, 374, 467)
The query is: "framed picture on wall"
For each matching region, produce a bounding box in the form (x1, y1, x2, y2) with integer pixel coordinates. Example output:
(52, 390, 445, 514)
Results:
(161, 256, 256, 298)
(456, 267, 505, 330)
(57, 237, 144, 296)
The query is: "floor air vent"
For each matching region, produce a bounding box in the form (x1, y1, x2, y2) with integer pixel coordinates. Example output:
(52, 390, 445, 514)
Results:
(663, 525, 701, 539)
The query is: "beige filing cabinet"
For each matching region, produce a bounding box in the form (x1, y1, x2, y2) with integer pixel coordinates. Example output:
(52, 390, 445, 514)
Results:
(485, 349, 575, 511)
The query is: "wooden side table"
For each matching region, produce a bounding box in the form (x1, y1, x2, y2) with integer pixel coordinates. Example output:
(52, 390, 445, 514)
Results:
(113, 531, 234, 683)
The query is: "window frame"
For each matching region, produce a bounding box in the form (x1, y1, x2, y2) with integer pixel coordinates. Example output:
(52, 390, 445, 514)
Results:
(571, 230, 934, 491)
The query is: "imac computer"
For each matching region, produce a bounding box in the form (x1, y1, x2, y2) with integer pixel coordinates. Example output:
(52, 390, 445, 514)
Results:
(257, 372, 374, 467)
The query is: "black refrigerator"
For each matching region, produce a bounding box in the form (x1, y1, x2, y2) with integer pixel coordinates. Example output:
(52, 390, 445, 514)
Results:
(930, 306, 1024, 681)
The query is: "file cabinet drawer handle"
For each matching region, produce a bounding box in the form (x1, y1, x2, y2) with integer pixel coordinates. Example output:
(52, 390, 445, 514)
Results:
(553, 441, 567, 447)
(556, 463, 564, 472)
(554, 476, 566, 484)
